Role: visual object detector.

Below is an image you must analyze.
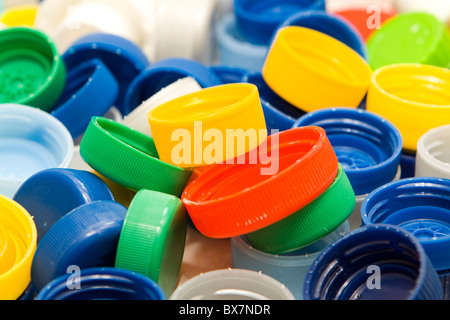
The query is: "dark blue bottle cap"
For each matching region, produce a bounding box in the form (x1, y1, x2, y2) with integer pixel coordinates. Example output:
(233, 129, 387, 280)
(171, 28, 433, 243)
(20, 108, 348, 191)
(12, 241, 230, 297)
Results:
(209, 65, 248, 84)
(242, 71, 305, 132)
(18, 283, 35, 300)
(294, 107, 403, 196)
(361, 177, 450, 273)
(31, 200, 128, 293)
(50, 58, 119, 139)
(277, 10, 368, 59)
(234, 0, 326, 45)
(400, 150, 416, 179)
(303, 224, 443, 300)
(13, 168, 115, 243)
(62, 32, 150, 116)
(124, 57, 222, 113)
(35, 267, 165, 300)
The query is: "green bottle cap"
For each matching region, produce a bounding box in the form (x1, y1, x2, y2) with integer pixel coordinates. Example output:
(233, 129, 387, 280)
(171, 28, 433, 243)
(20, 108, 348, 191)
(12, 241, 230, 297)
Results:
(0, 27, 66, 110)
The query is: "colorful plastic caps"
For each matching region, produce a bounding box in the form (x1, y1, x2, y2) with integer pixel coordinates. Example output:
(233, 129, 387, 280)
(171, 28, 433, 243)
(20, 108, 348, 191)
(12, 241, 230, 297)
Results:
(366, 63, 450, 152)
(262, 26, 372, 112)
(0, 194, 37, 300)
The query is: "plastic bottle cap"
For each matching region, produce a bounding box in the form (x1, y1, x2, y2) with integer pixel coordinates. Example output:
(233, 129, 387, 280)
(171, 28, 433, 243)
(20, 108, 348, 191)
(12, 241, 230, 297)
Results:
(181, 126, 339, 238)
(367, 12, 450, 70)
(31, 200, 128, 293)
(415, 124, 450, 179)
(50, 58, 119, 139)
(242, 71, 305, 132)
(0, 27, 66, 111)
(231, 221, 350, 300)
(115, 189, 187, 298)
(124, 57, 222, 115)
(13, 168, 115, 243)
(0, 104, 74, 199)
(34, 0, 144, 55)
(0, 195, 37, 300)
(277, 10, 368, 60)
(36, 267, 165, 300)
(361, 177, 450, 273)
(215, 12, 269, 72)
(169, 268, 295, 300)
(262, 26, 372, 112)
(294, 107, 403, 196)
(303, 224, 443, 300)
(234, 0, 326, 45)
(395, 0, 450, 25)
(80, 117, 193, 197)
(0, 5, 37, 27)
(148, 83, 267, 168)
(153, 0, 217, 64)
(245, 163, 355, 254)
(122, 77, 202, 137)
(62, 32, 150, 116)
(366, 63, 450, 152)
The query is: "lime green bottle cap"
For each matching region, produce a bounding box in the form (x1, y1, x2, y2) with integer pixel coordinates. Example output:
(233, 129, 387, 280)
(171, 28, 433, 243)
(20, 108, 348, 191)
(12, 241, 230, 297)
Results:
(114, 189, 187, 297)
(367, 12, 450, 70)
(0, 27, 66, 110)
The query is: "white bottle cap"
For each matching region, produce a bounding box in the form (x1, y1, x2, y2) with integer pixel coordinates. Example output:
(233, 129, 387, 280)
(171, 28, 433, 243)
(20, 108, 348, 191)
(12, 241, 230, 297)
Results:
(415, 124, 450, 179)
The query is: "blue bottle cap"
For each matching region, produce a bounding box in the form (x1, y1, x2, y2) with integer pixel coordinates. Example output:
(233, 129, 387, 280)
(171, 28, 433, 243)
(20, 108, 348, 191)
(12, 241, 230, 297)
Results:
(242, 71, 305, 132)
(36, 267, 165, 300)
(234, 0, 326, 45)
(13, 168, 115, 243)
(124, 57, 222, 113)
(50, 58, 119, 139)
(294, 107, 403, 196)
(215, 12, 269, 71)
(62, 32, 150, 116)
(400, 150, 416, 179)
(209, 65, 249, 84)
(303, 224, 443, 300)
(18, 283, 35, 301)
(277, 10, 368, 60)
(361, 177, 450, 273)
(31, 200, 128, 293)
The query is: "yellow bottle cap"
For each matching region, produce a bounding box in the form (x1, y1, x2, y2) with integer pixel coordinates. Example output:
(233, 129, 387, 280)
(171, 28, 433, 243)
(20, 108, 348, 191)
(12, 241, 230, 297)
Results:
(148, 83, 268, 168)
(262, 26, 372, 112)
(0, 195, 37, 300)
(366, 63, 450, 152)
(0, 5, 38, 27)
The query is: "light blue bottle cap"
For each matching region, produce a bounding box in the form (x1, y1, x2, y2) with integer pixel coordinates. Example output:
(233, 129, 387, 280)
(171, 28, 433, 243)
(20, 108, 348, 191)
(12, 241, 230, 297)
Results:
(50, 58, 119, 139)
(36, 267, 165, 300)
(303, 224, 443, 300)
(124, 57, 222, 113)
(31, 200, 128, 293)
(215, 12, 269, 72)
(234, 0, 326, 45)
(231, 221, 350, 300)
(294, 107, 403, 196)
(0, 103, 73, 199)
(361, 177, 450, 273)
(62, 32, 150, 116)
(13, 168, 115, 243)
(277, 10, 368, 59)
